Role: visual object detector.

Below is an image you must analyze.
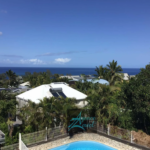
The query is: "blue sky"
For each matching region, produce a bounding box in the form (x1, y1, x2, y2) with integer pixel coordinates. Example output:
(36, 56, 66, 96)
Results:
(0, 0, 150, 68)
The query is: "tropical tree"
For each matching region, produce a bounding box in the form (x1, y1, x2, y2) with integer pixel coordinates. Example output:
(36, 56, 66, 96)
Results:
(105, 60, 123, 85)
(22, 70, 69, 88)
(106, 60, 122, 75)
(0, 90, 8, 100)
(94, 65, 109, 79)
(0, 98, 17, 120)
(55, 97, 77, 131)
(18, 100, 42, 132)
(6, 70, 17, 86)
(18, 96, 77, 132)
(0, 73, 7, 87)
(38, 97, 59, 129)
(86, 85, 120, 125)
(117, 66, 150, 134)
(94, 60, 123, 86)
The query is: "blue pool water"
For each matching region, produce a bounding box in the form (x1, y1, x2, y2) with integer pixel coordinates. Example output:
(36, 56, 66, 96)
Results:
(49, 141, 117, 150)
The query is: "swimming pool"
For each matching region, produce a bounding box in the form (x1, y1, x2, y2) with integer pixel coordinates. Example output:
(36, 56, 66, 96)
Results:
(49, 141, 117, 150)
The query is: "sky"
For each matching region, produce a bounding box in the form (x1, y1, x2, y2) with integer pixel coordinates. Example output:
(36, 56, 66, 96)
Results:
(0, 0, 150, 68)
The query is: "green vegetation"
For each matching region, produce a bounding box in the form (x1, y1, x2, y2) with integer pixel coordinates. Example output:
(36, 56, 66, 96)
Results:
(94, 60, 123, 86)
(22, 70, 69, 87)
(0, 70, 22, 88)
(0, 92, 19, 145)
(0, 60, 150, 146)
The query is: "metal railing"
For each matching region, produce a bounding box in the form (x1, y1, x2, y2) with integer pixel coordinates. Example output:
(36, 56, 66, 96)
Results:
(22, 129, 47, 146)
(97, 124, 107, 134)
(109, 125, 131, 141)
(47, 126, 67, 140)
(1, 125, 150, 149)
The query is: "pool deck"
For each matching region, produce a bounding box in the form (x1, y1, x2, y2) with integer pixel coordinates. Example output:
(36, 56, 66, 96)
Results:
(29, 133, 142, 150)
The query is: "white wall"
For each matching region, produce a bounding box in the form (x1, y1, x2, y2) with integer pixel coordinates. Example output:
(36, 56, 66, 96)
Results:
(16, 98, 28, 115)
(75, 100, 88, 108)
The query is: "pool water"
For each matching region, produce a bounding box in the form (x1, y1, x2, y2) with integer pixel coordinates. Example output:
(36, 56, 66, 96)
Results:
(49, 141, 117, 150)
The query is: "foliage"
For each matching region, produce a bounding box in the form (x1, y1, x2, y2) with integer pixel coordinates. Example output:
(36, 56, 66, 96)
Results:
(94, 65, 109, 79)
(0, 91, 19, 145)
(18, 97, 77, 133)
(6, 70, 17, 86)
(86, 85, 120, 125)
(0, 73, 7, 88)
(117, 66, 150, 134)
(95, 60, 123, 86)
(22, 70, 69, 87)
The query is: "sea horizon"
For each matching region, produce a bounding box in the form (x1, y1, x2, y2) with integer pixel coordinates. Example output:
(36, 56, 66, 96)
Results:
(0, 67, 141, 76)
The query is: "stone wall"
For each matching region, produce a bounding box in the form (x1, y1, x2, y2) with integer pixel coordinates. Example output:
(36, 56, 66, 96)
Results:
(29, 133, 143, 150)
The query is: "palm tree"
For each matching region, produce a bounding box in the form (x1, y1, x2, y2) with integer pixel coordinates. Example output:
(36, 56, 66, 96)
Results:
(106, 60, 123, 86)
(86, 85, 120, 125)
(55, 97, 77, 132)
(18, 96, 77, 132)
(18, 100, 41, 131)
(6, 70, 16, 86)
(38, 97, 59, 129)
(106, 60, 122, 74)
(94, 65, 109, 79)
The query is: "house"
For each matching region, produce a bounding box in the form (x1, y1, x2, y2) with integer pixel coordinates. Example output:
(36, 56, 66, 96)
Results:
(60, 75, 110, 85)
(123, 73, 129, 80)
(68, 76, 109, 85)
(16, 82, 87, 109)
(117, 73, 129, 81)
(19, 81, 30, 87)
(0, 130, 5, 144)
(60, 75, 93, 80)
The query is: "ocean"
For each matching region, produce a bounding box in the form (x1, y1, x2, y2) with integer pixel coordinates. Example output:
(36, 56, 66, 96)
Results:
(0, 67, 141, 76)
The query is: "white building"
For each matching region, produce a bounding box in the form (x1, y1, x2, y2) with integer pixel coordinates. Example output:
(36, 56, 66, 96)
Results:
(117, 73, 129, 80)
(19, 81, 30, 87)
(123, 73, 129, 80)
(16, 82, 87, 109)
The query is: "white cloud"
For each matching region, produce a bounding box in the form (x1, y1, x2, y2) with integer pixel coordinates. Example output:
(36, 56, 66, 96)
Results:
(29, 59, 43, 64)
(1, 10, 7, 13)
(20, 59, 45, 65)
(3, 59, 14, 64)
(54, 58, 71, 64)
(0, 32, 2, 36)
